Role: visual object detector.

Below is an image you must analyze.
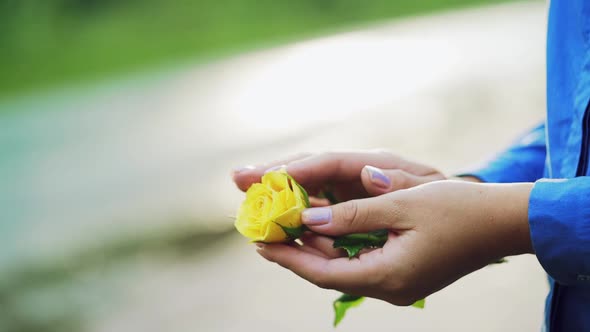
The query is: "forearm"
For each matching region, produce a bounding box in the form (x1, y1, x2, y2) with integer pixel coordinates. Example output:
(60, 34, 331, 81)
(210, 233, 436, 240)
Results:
(404, 180, 534, 269)
(449, 175, 483, 183)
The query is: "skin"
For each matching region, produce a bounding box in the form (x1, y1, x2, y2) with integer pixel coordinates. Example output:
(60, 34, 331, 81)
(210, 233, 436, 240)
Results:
(232, 151, 534, 306)
(233, 150, 448, 202)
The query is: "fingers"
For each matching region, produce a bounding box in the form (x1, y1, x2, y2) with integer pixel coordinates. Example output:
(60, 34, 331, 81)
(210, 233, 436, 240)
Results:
(300, 194, 407, 236)
(286, 151, 416, 187)
(232, 153, 310, 191)
(256, 243, 383, 290)
(299, 233, 346, 259)
(291, 241, 332, 259)
(231, 150, 441, 193)
(361, 165, 445, 196)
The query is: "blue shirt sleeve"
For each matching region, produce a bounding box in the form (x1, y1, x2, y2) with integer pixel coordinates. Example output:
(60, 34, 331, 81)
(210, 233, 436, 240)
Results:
(529, 177, 590, 285)
(460, 123, 547, 183)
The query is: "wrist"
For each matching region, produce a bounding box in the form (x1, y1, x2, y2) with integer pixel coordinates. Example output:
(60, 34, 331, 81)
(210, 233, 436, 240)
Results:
(485, 183, 534, 256)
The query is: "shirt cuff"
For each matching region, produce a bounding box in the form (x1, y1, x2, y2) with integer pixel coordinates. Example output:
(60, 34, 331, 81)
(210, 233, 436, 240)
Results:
(529, 178, 590, 285)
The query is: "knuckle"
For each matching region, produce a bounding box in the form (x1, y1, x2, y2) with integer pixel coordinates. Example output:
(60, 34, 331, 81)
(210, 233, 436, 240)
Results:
(383, 193, 409, 221)
(319, 151, 344, 173)
(389, 169, 409, 189)
(373, 195, 404, 228)
(339, 200, 365, 228)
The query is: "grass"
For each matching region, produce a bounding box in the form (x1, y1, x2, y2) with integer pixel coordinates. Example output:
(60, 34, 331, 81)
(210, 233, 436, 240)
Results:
(1, 0, 518, 99)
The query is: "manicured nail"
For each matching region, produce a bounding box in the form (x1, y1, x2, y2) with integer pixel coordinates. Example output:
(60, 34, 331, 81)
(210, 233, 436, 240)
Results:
(264, 165, 287, 174)
(364, 165, 391, 189)
(302, 207, 332, 225)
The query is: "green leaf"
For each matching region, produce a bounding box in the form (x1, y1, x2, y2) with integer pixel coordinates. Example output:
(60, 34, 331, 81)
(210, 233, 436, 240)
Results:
(276, 224, 307, 240)
(338, 243, 364, 257)
(297, 182, 311, 208)
(412, 298, 425, 309)
(333, 229, 388, 258)
(333, 293, 365, 327)
(286, 173, 311, 208)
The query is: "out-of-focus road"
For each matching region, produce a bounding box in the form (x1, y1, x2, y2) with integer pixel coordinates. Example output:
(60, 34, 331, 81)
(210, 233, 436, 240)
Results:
(0, 1, 548, 331)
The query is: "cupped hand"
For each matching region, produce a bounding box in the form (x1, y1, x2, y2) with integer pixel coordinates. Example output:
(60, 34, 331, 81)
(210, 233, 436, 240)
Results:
(232, 150, 445, 203)
(256, 180, 534, 305)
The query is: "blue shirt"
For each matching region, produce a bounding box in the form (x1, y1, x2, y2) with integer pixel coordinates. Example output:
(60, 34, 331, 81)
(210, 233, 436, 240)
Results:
(469, 1, 590, 331)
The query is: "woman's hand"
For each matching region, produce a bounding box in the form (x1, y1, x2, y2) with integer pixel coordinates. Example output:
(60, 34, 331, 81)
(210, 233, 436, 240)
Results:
(232, 150, 446, 203)
(256, 180, 534, 305)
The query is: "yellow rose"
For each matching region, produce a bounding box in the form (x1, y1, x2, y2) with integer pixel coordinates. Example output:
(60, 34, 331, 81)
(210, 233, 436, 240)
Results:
(235, 170, 310, 243)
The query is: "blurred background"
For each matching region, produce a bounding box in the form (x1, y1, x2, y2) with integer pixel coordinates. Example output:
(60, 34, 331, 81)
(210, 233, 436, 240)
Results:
(1, 1, 548, 331)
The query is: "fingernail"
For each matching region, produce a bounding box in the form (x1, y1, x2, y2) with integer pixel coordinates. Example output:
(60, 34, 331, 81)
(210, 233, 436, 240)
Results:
(232, 165, 256, 176)
(264, 165, 287, 174)
(255, 242, 265, 248)
(365, 165, 391, 189)
(302, 207, 332, 225)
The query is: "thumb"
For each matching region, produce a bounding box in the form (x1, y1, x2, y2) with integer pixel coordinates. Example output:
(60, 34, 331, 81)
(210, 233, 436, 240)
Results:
(301, 196, 398, 236)
(361, 165, 444, 196)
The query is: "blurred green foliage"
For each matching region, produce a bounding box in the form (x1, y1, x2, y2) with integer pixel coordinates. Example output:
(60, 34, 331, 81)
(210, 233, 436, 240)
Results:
(1, 0, 515, 99)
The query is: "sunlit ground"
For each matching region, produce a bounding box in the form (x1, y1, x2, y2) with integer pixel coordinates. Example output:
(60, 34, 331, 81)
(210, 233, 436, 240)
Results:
(0, 2, 547, 331)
